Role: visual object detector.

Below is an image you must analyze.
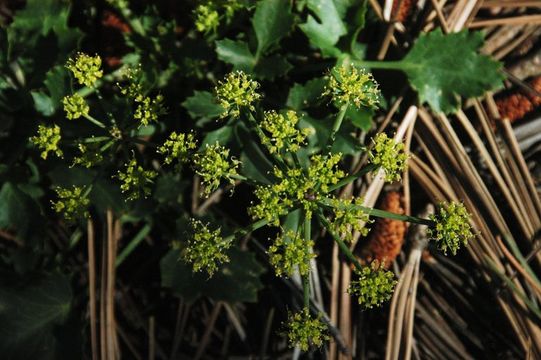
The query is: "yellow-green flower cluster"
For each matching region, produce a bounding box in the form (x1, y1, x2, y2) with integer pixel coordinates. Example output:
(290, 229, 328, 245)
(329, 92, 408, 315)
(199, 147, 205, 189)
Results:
(428, 201, 473, 255)
(368, 133, 409, 182)
(260, 110, 310, 154)
(194, 4, 220, 34)
(348, 260, 397, 309)
(328, 197, 371, 242)
(268, 230, 315, 277)
(182, 219, 231, 277)
(285, 308, 328, 351)
(194, 143, 240, 197)
(119, 65, 144, 98)
(72, 143, 104, 168)
(158, 132, 198, 165)
(116, 158, 158, 201)
(66, 53, 103, 88)
(51, 186, 90, 222)
(215, 71, 261, 119)
(249, 154, 345, 225)
(30, 124, 63, 159)
(324, 65, 380, 109)
(134, 94, 166, 127)
(62, 94, 89, 120)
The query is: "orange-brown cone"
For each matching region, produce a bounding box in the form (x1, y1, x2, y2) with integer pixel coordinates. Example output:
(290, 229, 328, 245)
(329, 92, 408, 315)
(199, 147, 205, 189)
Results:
(496, 76, 541, 122)
(360, 191, 407, 268)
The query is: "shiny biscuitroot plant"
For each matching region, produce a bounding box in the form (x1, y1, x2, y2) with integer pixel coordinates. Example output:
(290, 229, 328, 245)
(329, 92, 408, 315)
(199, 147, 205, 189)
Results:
(175, 67, 474, 351)
(31, 55, 474, 351)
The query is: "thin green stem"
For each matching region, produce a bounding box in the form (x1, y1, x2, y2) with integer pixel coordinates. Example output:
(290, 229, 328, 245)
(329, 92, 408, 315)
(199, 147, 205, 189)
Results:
(303, 215, 312, 308)
(229, 173, 260, 187)
(329, 164, 378, 192)
(79, 136, 111, 144)
(325, 102, 349, 154)
(352, 59, 406, 70)
(316, 211, 363, 273)
(319, 197, 434, 226)
(246, 112, 288, 171)
(223, 218, 270, 243)
(83, 114, 107, 129)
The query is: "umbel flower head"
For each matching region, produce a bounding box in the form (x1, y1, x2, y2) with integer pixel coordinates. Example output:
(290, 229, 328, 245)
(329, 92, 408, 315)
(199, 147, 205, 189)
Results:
(285, 308, 328, 351)
(30, 124, 63, 160)
(328, 197, 371, 242)
(249, 153, 345, 225)
(51, 186, 90, 222)
(368, 133, 409, 182)
(194, 4, 220, 34)
(324, 65, 380, 109)
(193, 142, 240, 197)
(182, 219, 231, 277)
(215, 71, 261, 119)
(260, 110, 310, 154)
(71, 142, 104, 168)
(428, 201, 473, 255)
(348, 260, 397, 309)
(66, 53, 103, 88)
(116, 157, 158, 201)
(158, 131, 198, 165)
(134, 94, 166, 127)
(268, 229, 315, 278)
(62, 94, 89, 120)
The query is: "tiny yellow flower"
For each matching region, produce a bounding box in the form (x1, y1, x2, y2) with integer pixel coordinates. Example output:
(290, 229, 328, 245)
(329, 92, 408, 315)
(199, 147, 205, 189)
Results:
(66, 53, 103, 88)
(368, 133, 409, 182)
(134, 94, 166, 127)
(268, 229, 315, 277)
(324, 65, 380, 109)
(193, 142, 240, 197)
(285, 308, 328, 351)
(51, 186, 90, 222)
(260, 110, 309, 154)
(428, 201, 474, 255)
(157, 131, 198, 165)
(63, 94, 89, 120)
(116, 158, 158, 201)
(215, 71, 261, 119)
(30, 124, 63, 159)
(348, 260, 397, 309)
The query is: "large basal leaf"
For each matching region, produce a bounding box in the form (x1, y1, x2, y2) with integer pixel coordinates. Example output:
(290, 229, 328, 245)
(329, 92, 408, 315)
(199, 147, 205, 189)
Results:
(0, 272, 73, 360)
(0, 182, 42, 244)
(160, 247, 265, 303)
(299, 0, 347, 56)
(182, 90, 224, 120)
(252, 0, 294, 57)
(401, 29, 503, 114)
(215, 39, 256, 72)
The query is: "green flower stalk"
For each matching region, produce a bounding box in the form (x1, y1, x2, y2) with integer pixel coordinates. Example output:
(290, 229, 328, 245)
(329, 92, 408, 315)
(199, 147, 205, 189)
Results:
(215, 71, 261, 119)
(324, 65, 380, 109)
(268, 229, 315, 277)
(158, 131, 198, 165)
(348, 260, 397, 309)
(285, 308, 328, 351)
(51, 186, 90, 222)
(328, 197, 371, 242)
(249, 154, 345, 225)
(193, 142, 240, 197)
(183, 219, 231, 277)
(30, 124, 63, 159)
(116, 158, 158, 201)
(134, 94, 166, 127)
(428, 201, 474, 255)
(368, 133, 409, 182)
(260, 110, 309, 154)
(66, 53, 103, 88)
(72, 142, 104, 168)
(62, 94, 89, 120)
(194, 4, 220, 34)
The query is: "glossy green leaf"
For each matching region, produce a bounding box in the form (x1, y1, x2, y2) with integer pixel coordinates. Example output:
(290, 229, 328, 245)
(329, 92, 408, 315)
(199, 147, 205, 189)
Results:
(402, 29, 503, 114)
(286, 78, 326, 110)
(253, 0, 294, 57)
(182, 90, 224, 120)
(215, 39, 256, 72)
(299, 0, 347, 56)
(0, 182, 42, 243)
(0, 272, 73, 360)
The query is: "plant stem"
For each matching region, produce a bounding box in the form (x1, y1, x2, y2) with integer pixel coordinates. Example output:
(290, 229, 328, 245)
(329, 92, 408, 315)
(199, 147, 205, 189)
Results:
(316, 211, 363, 273)
(84, 114, 107, 129)
(229, 173, 260, 187)
(319, 197, 434, 226)
(329, 164, 378, 192)
(353, 59, 405, 70)
(224, 218, 270, 243)
(246, 113, 288, 171)
(303, 215, 311, 309)
(324, 102, 349, 154)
